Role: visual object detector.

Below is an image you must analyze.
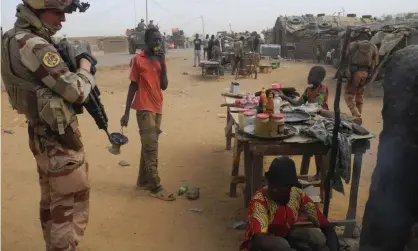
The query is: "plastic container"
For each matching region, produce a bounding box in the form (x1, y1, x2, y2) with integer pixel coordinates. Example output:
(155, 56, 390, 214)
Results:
(238, 109, 250, 128)
(243, 111, 256, 127)
(271, 113, 285, 135)
(255, 113, 270, 137)
(273, 93, 282, 114)
(271, 83, 282, 89)
(231, 82, 240, 93)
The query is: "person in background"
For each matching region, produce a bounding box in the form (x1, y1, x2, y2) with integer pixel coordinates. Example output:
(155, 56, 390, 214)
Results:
(207, 35, 215, 60)
(136, 19, 146, 31)
(280, 66, 328, 180)
(253, 33, 260, 53)
(193, 33, 202, 67)
(315, 45, 322, 64)
(203, 34, 209, 59)
(240, 157, 338, 251)
(120, 28, 175, 201)
(211, 39, 224, 75)
(232, 36, 245, 75)
(326, 50, 332, 64)
(218, 35, 223, 53)
(148, 20, 156, 29)
(211, 39, 222, 63)
(344, 29, 378, 123)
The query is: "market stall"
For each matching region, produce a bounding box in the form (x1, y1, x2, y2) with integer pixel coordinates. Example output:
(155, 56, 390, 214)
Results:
(199, 60, 221, 78)
(221, 86, 374, 237)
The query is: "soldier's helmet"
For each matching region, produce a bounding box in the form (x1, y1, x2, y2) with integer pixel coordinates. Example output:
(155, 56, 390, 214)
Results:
(22, 0, 73, 11)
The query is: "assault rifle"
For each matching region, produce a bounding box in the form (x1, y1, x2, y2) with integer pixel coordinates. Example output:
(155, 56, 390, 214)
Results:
(54, 39, 115, 144)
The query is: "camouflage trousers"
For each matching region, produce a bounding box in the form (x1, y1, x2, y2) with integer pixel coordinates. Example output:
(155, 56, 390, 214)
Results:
(251, 228, 329, 251)
(28, 124, 89, 251)
(344, 70, 369, 117)
(136, 110, 162, 191)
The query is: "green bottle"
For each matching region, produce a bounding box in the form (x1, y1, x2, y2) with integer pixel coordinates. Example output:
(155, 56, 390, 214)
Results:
(178, 184, 189, 195)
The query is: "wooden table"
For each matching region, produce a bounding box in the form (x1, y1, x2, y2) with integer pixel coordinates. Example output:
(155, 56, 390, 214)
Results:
(223, 96, 374, 238)
(199, 60, 220, 78)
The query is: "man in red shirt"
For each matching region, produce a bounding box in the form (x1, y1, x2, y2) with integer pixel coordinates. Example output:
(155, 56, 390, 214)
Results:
(120, 28, 175, 201)
(241, 157, 338, 251)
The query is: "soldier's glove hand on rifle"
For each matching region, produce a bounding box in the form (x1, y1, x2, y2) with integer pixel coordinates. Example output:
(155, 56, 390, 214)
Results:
(120, 114, 129, 127)
(79, 58, 92, 73)
(76, 53, 97, 75)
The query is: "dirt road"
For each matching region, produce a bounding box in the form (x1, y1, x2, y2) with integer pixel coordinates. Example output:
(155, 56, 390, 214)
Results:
(1, 52, 383, 251)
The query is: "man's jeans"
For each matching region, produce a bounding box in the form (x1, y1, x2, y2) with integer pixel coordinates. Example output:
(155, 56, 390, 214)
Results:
(194, 50, 201, 66)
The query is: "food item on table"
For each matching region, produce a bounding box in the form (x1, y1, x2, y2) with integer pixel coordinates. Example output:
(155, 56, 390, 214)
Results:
(255, 87, 300, 99)
(255, 113, 270, 137)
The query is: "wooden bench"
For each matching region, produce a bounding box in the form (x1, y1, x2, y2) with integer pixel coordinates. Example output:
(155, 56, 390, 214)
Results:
(259, 65, 272, 73)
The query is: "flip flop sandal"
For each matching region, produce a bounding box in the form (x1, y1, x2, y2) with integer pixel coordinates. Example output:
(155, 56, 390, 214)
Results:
(148, 189, 176, 201)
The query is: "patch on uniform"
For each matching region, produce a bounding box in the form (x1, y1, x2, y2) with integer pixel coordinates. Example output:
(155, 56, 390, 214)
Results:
(42, 51, 61, 68)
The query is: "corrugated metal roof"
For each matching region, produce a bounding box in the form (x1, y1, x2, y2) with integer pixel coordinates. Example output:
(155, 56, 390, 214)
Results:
(275, 14, 377, 37)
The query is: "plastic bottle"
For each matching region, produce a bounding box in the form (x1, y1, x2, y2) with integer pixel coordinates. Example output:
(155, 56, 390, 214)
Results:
(260, 88, 267, 112)
(266, 93, 275, 115)
(273, 93, 282, 114)
(178, 184, 189, 195)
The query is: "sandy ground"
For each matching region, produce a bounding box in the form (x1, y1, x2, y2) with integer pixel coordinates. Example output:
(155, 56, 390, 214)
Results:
(1, 49, 384, 251)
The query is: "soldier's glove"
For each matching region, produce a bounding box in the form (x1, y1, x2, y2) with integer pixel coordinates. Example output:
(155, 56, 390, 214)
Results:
(76, 53, 98, 76)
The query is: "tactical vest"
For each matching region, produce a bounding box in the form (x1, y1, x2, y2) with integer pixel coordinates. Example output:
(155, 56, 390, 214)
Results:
(1, 28, 74, 135)
(349, 40, 375, 68)
(1, 28, 40, 121)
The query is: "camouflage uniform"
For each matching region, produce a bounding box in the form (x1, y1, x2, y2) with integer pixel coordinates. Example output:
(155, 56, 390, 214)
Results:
(344, 41, 378, 118)
(136, 111, 162, 190)
(1, 2, 94, 250)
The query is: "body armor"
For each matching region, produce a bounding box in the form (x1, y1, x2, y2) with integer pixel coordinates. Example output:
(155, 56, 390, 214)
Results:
(1, 28, 74, 134)
(1, 28, 41, 122)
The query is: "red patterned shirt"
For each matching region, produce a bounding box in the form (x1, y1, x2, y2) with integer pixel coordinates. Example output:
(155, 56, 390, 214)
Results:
(240, 187, 329, 250)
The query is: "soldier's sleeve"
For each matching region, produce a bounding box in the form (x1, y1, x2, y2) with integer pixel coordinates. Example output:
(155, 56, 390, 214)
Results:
(16, 33, 95, 104)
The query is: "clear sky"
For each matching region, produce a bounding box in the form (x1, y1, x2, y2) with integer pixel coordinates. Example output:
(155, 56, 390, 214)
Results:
(1, 0, 417, 37)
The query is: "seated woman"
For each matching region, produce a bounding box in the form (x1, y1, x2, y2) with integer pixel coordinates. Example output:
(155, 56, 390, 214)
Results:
(240, 157, 338, 251)
(280, 66, 328, 180)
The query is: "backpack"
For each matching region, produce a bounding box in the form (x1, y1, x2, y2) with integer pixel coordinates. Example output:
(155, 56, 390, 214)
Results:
(349, 40, 375, 67)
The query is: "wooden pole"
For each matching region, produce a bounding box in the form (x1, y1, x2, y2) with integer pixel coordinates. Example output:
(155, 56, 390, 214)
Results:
(323, 75, 343, 218)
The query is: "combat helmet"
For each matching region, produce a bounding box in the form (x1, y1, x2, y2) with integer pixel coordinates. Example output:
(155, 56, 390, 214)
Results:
(22, 0, 90, 13)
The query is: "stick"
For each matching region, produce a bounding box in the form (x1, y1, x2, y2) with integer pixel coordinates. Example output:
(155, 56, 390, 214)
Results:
(323, 75, 343, 218)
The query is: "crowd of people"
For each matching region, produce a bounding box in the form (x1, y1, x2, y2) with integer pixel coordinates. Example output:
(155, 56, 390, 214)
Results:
(1, 1, 417, 251)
